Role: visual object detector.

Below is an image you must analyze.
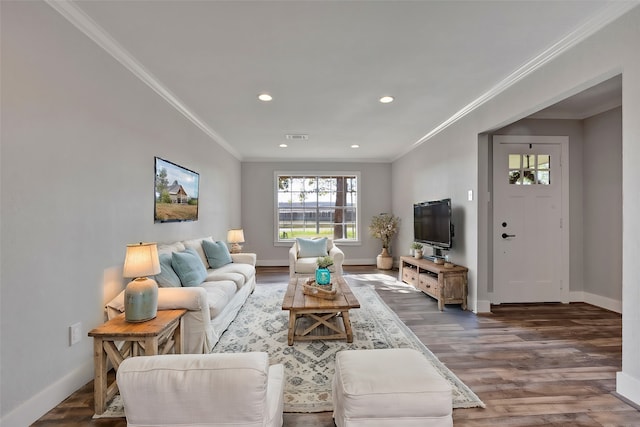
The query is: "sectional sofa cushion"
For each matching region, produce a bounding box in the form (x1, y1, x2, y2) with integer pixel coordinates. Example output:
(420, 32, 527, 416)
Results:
(296, 237, 328, 258)
(155, 253, 182, 287)
(171, 248, 208, 287)
(202, 240, 233, 269)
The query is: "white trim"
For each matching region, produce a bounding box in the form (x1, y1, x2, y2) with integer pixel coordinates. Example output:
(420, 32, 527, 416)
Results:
(617, 371, 640, 407)
(570, 291, 622, 314)
(475, 300, 492, 314)
(394, 2, 638, 161)
(1, 361, 93, 427)
(44, 0, 241, 160)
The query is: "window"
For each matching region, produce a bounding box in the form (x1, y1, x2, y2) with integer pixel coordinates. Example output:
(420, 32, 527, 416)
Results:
(508, 154, 551, 185)
(275, 172, 359, 243)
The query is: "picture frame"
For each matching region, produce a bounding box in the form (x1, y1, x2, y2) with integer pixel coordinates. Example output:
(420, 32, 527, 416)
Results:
(154, 157, 199, 223)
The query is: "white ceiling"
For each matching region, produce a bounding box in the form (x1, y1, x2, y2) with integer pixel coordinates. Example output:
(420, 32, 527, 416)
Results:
(53, 1, 635, 162)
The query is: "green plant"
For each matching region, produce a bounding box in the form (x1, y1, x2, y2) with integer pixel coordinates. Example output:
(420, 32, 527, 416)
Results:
(411, 242, 423, 250)
(369, 213, 400, 250)
(316, 256, 334, 269)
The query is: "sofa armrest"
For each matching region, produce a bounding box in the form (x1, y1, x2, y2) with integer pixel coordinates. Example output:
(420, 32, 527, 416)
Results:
(288, 244, 298, 277)
(230, 252, 257, 266)
(105, 287, 214, 354)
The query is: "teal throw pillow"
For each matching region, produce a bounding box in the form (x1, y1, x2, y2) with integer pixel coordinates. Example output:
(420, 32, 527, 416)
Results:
(296, 237, 328, 258)
(202, 240, 233, 269)
(171, 248, 208, 287)
(154, 253, 181, 287)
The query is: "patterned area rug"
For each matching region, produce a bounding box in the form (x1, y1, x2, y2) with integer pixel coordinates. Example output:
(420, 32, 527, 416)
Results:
(212, 274, 485, 412)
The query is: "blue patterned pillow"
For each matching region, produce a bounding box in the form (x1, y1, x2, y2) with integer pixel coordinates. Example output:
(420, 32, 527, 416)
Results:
(154, 253, 181, 287)
(296, 237, 328, 258)
(171, 248, 207, 287)
(202, 240, 233, 269)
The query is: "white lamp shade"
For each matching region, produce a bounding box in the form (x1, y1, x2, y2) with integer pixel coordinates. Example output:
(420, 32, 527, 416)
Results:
(227, 229, 245, 244)
(123, 242, 161, 278)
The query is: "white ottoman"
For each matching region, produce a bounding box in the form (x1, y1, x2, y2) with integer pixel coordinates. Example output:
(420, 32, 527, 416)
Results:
(332, 348, 453, 427)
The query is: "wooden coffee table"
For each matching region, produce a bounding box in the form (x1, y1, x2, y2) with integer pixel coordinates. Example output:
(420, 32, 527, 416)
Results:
(282, 275, 360, 345)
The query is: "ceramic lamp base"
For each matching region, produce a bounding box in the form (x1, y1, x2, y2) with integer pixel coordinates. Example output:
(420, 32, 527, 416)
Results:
(125, 277, 158, 322)
(230, 243, 243, 254)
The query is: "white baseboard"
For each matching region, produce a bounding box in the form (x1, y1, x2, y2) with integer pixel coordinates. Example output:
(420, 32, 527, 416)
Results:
(570, 291, 622, 313)
(617, 371, 640, 407)
(475, 299, 492, 313)
(1, 360, 93, 427)
(256, 259, 375, 267)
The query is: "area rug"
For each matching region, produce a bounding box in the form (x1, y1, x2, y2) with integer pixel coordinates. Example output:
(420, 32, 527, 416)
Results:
(212, 275, 485, 412)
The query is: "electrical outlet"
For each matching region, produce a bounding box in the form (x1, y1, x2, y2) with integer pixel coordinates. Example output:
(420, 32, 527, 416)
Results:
(69, 322, 82, 346)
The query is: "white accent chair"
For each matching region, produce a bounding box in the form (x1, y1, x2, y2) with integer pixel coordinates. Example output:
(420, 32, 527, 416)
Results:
(288, 237, 345, 277)
(116, 352, 285, 427)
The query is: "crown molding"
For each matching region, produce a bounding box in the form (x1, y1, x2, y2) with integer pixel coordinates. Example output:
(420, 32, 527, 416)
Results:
(396, 2, 639, 161)
(44, 0, 241, 160)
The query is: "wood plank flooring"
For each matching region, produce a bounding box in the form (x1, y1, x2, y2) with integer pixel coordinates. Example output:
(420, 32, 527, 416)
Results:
(32, 266, 639, 426)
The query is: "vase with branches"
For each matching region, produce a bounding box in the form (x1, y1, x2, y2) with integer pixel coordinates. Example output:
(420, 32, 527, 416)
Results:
(369, 213, 400, 270)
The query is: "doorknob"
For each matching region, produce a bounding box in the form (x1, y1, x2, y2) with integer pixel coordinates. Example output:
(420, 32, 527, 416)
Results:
(501, 233, 516, 239)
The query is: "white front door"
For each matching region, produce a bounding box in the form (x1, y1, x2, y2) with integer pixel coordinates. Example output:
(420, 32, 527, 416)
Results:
(492, 136, 568, 303)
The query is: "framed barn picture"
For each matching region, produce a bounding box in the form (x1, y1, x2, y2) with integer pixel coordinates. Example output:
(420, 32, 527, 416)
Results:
(154, 157, 199, 223)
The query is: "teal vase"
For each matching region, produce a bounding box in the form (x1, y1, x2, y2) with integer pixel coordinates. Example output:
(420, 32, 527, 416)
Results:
(315, 268, 331, 285)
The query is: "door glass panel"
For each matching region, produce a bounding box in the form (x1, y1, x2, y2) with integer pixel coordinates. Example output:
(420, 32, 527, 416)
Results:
(537, 171, 550, 185)
(508, 154, 551, 185)
(537, 154, 550, 169)
(509, 155, 521, 169)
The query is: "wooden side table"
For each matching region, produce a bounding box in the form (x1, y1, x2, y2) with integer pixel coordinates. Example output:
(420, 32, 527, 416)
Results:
(88, 309, 187, 415)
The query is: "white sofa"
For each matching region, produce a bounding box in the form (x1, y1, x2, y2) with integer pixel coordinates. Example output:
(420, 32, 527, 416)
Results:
(117, 352, 284, 427)
(106, 236, 256, 354)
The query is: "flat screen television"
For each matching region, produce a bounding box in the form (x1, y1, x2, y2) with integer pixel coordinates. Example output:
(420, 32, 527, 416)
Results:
(413, 198, 453, 250)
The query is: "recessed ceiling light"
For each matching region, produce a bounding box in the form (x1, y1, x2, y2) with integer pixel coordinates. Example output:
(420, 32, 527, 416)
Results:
(258, 93, 273, 102)
(351, 144, 360, 148)
(279, 143, 288, 148)
(379, 96, 394, 104)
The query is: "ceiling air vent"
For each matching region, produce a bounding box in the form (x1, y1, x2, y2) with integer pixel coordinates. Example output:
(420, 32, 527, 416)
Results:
(285, 134, 309, 141)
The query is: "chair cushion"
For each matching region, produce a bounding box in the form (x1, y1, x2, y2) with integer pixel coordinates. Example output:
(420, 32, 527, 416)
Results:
(212, 262, 255, 282)
(202, 240, 233, 269)
(155, 253, 181, 287)
(171, 248, 208, 287)
(294, 257, 336, 274)
(296, 237, 328, 258)
(201, 281, 236, 318)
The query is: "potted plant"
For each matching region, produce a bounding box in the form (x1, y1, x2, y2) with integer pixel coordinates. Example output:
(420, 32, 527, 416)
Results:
(369, 213, 400, 270)
(411, 242, 424, 259)
(316, 256, 334, 285)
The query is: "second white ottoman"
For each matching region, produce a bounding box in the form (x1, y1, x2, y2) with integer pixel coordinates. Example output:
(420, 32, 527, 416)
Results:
(332, 348, 453, 427)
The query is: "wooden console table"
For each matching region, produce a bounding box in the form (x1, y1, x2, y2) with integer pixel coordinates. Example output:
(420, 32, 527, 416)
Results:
(88, 309, 187, 415)
(399, 256, 468, 311)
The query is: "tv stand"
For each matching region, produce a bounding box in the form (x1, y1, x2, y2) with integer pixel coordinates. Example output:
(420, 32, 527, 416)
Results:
(399, 256, 468, 311)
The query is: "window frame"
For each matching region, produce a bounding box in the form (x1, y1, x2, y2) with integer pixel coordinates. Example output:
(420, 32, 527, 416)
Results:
(273, 171, 361, 246)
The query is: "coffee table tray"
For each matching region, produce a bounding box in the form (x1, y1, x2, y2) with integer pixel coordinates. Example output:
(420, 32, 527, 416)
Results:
(302, 279, 337, 300)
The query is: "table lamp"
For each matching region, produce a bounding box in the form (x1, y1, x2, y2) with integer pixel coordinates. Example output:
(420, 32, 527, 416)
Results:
(123, 242, 161, 322)
(227, 229, 245, 253)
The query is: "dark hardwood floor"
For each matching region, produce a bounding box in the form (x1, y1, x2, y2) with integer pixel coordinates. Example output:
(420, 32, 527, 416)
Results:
(32, 266, 639, 426)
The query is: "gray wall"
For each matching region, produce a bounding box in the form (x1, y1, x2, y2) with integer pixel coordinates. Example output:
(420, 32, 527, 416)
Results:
(583, 107, 623, 301)
(241, 162, 392, 265)
(1, 2, 241, 424)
